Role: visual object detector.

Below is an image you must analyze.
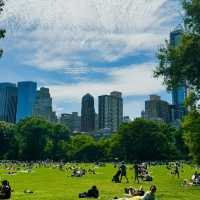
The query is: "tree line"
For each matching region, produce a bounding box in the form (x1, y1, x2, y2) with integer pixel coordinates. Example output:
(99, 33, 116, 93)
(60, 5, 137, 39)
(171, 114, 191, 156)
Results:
(0, 117, 190, 162)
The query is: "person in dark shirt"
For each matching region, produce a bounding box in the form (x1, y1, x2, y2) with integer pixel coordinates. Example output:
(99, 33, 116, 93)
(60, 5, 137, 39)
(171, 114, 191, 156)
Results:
(120, 162, 129, 183)
(87, 185, 99, 198)
(79, 185, 99, 198)
(0, 180, 11, 199)
(134, 164, 139, 183)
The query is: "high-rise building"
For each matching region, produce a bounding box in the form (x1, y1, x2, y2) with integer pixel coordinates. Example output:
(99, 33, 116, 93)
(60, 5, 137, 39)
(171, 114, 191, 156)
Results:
(33, 87, 54, 122)
(170, 29, 188, 122)
(0, 83, 17, 123)
(81, 93, 95, 132)
(98, 91, 123, 132)
(16, 81, 37, 122)
(142, 95, 171, 123)
(60, 112, 81, 132)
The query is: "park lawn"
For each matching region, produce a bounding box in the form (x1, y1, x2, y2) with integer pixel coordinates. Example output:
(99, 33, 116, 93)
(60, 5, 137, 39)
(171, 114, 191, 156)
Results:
(0, 164, 200, 200)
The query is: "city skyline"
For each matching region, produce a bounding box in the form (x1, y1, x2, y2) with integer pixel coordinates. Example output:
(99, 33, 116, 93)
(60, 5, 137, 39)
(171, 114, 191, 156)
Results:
(0, 0, 182, 118)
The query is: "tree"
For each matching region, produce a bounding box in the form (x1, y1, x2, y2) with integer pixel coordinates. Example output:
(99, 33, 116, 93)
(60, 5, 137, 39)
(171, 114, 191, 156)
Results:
(182, 111, 200, 164)
(0, 121, 18, 159)
(67, 134, 97, 161)
(115, 118, 177, 161)
(154, 0, 200, 94)
(0, 0, 6, 58)
(17, 117, 53, 160)
(46, 124, 70, 161)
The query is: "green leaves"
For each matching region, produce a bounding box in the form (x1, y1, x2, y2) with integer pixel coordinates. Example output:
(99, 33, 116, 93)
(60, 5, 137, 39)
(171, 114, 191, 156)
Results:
(182, 111, 200, 164)
(154, 1, 200, 92)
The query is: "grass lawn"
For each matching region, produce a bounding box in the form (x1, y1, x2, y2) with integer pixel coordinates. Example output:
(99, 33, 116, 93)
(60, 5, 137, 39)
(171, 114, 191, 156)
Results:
(0, 163, 200, 200)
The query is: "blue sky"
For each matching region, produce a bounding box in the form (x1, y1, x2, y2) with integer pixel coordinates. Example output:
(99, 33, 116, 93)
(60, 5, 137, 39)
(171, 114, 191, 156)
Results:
(0, 0, 182, 118)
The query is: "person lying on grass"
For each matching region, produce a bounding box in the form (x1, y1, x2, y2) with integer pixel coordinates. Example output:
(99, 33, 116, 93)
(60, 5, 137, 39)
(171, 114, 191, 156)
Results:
(0, 180, 11, 199)
(114, 185, 157, 200)
(124, 186, 145, 197)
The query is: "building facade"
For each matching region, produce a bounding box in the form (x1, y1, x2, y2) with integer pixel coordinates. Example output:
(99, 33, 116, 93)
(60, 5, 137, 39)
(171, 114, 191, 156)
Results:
(142, 95, 171, 123)
(170, 29, 188, 122)
(33, 87, 54, 122)
(16, 81, 37, 122)
(60, 112, 81, 132)
(81, 94, 95, 132)
(0, 83, 17, 123)
(98, 91, 123, 132)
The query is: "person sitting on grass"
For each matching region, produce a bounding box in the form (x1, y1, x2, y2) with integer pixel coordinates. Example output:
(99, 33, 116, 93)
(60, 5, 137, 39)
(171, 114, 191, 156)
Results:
(79, 185, 99, 198)
(124, 186, 145, 197)
(113, 185, 157, 200)
(0, 180, 11, 199)
(140, 185, 157, 200)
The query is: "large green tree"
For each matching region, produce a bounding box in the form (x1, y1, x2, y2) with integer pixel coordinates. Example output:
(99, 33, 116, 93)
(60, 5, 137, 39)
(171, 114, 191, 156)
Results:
(46, 124, 70, 161)
(154, 0, 200, 93)
(0, 121, 18, 159)
(115, 118, 177, 161)
(0, 0, 5, 58)
(17, 117, 53, 160)
(182, 111, 200, 164)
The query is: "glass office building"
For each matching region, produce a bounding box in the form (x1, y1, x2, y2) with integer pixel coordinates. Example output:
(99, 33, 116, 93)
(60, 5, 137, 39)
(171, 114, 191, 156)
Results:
(170, 29, 187, 121)
(16, 81, 37, 122)
(0, 83, 18, 123)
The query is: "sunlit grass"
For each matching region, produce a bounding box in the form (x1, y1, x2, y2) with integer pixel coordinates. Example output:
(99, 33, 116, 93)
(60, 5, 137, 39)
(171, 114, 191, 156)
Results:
(0, 164, 199, 200)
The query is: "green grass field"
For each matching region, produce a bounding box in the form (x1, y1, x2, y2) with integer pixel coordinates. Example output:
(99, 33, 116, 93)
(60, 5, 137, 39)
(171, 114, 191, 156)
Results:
(0, 164, 200, 200)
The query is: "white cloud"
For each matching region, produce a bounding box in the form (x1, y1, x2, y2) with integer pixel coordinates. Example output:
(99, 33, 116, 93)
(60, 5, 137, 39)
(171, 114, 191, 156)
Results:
(48, 62, 164, 101)
(0, 0, 181, 117)
(0, 0, 181, 73)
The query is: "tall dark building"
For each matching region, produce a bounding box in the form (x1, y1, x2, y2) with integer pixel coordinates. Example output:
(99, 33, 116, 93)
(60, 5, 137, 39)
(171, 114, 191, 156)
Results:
(170, 29, 187, 122)
(0, 83, 18, 123)
(81, 93, 95, 132)
(16, 81, 37, 122)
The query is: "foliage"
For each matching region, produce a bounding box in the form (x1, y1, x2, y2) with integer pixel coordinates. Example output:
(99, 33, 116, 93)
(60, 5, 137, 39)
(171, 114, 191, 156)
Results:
(114, 118, 178, 161)
(0, 0, 5, 58)
(0, 117, 186, 161)
(17, 117, 70, 161)
(154, 0, 200, 93)
(182, 111, 200, 164)
(0, 121, 17, 159)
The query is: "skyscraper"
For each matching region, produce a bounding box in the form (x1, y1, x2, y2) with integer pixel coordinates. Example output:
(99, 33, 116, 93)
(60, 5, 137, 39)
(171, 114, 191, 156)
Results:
(81, 93, 95, 132)
(33, 87, 54, 122)
(98, 91, 123, 132)
(170, 29, 187, 122)
(0, 83, 18, 123)
(142, 95, 171, 123)
(16, 81, 37, 122)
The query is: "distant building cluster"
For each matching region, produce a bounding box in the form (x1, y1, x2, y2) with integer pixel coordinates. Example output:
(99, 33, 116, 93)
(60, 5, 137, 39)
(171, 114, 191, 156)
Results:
(58, 91, 124, 135)
(0, 81, 57, 124)
(141, 29, 188, 126)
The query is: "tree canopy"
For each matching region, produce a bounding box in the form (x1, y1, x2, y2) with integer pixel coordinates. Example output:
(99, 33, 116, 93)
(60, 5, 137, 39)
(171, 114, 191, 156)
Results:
(0, 0, 5, 58)
(154, 0, 200, 93)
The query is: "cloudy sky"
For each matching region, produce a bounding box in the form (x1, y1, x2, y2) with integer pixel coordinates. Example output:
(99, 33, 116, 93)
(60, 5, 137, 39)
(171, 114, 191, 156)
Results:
(0, 0, 182, 118)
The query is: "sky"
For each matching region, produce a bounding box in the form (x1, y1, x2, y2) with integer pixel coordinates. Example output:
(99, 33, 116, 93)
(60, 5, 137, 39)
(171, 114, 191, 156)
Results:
(0, 0, 183, 118)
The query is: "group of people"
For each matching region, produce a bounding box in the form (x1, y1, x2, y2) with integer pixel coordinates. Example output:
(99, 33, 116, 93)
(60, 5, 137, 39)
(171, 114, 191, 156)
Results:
(113, 162, 153, 184)
(112, 162, 129, 183)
